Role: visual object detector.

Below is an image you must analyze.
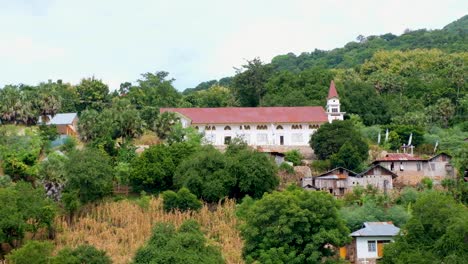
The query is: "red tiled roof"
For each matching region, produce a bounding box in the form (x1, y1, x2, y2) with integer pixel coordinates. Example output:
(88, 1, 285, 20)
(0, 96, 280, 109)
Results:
(327, 80, 339, 99)
(374, 153, 425, 162)
(160, 106, 328, 124)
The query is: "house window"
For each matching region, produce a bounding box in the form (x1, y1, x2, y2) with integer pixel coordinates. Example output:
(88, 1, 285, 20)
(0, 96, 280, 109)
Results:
(257, 125, 267, 130)
(399, 162, 404, 171)
(309, 124, 318, 129)
(368, 241, 376, 252)
(194, 126, 199, 130)
(332, 108, 338, 113)
(291, 124, 302, 129)
(224, 126, 231, 130)
(211, 126, 216, 130)
(239, 126, 242, 130)
(276, 125, 283, 130)
(390, 162, 394, 171)
(244, 125, 251, 130)
(205, 126, 211, 130)
(224, 136, 232, 145)
(417, 162, 421, 171)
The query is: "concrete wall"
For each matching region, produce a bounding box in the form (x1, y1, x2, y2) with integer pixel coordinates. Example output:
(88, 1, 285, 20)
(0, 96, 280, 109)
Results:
(355, 236, 394, 261)
(183, 120, 321, 147)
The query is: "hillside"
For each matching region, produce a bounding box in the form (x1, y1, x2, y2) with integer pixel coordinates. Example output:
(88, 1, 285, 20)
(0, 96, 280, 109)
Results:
(187, 15, 467, 92)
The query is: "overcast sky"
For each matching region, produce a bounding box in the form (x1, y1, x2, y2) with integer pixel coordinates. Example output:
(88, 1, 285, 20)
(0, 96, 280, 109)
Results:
(0, 0, 466, 91)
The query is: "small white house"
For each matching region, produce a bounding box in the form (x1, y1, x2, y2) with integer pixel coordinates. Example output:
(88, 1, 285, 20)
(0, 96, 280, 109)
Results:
(344, 222, 400, 264)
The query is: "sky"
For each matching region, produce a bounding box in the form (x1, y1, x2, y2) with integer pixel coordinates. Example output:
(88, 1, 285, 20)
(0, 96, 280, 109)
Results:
(0, 0, 466, 91)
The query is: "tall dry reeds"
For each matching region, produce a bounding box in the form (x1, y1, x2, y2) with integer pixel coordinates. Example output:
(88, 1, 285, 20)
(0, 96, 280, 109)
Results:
(54, 197, 244, 264)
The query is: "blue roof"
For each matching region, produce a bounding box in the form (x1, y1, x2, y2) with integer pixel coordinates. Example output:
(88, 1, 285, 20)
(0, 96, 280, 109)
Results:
(350, 222, 400, 237)
(41, 113, 77, 125)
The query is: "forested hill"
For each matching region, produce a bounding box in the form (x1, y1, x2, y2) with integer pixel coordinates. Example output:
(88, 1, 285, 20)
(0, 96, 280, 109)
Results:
(188, 15, 467, 91)
(269, 15, 467, 72)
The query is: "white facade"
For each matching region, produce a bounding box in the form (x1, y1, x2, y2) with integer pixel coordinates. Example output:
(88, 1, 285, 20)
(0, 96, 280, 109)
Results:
(181, 121, 320, 146)
(326, 97, 345, 122)
(355, 236, 394, 260)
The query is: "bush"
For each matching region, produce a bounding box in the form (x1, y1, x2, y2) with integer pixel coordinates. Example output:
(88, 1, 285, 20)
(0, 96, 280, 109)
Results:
(279, 162, 294, 174)
(239, 188, 350, 263)
(162, 188, 202, 212)
(133, 220, 224, 264)
(63, 148, 114, 203)
(6, 240, 54, 264)
(284, 149, 303, 166)
(53, 244, 112, 264)
(60, 136, 77, 152)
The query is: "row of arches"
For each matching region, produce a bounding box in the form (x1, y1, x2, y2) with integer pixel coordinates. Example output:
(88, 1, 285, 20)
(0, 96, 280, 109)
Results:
(197, 124, 320, 131)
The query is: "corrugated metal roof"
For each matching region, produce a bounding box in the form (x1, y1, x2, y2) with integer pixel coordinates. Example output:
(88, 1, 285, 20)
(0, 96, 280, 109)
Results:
(160, 106, 328, 124)
(350, 222, 400, 237)
(45, 113, 77, 125)
(374, 153, 424, 161)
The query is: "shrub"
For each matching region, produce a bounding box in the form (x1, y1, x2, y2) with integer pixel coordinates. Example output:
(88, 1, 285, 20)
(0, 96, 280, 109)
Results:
(133, 220, 224, 264)
(284, 149, 303, 166)
(60, 136, 77, 152)
(279, 162, 294, 174)
(162, 188, 202, 212)
(53, 244, 112, 264)
(6, 240, 54, 264)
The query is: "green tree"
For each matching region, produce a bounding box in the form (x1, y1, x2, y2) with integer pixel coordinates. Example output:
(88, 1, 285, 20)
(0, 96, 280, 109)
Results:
(5, 240, 54, 264)
(128, 71, 181, 108)
(382, 191, 468, 263)
(162, 187, 202, 212)
(232, 58, 273, 107)
(130, 143, 197, 193)
(174, 146, 233, 203)
(52, 244, 112, 264)
(133, 220, 224, 264)
(63, 149, 114, 203)
(75, 77, 110, 112)
(239, 187, 350, 263)
(310, 120, 368, 161)
(330, 141, 365, 171)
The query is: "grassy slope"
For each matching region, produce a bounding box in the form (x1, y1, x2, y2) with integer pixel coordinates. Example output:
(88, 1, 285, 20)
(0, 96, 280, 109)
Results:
(54, 197, 243, 264)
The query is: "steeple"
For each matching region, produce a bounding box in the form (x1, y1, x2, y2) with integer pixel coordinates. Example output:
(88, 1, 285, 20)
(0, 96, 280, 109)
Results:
(326, 80, 344, 123)
(327, 80, 339, 99)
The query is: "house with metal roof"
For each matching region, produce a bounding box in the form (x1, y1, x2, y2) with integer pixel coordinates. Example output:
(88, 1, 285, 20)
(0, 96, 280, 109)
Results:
(302, 165, 397, 197)
(160, 81, 344, 150)
(372, 152, 454, 186)
(342, 222, 400, 263)
(39, 113, 79, 137)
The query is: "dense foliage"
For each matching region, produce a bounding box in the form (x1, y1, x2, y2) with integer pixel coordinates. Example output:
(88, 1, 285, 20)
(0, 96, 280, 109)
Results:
(238, 187, 350, 263)
(162, 187, 202, 212)
(133, 220, 224, 264)
(174, 145, 279, 202)
(382, 191, 468, 263)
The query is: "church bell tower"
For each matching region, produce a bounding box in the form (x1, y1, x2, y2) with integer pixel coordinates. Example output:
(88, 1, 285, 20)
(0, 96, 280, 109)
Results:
(326, 80, 345, 123)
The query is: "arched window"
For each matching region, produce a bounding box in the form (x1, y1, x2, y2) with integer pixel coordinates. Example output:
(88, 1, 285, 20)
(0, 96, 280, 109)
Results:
(211, 126, 216, 130)
(205, 126, 211, 130)
(224, 126, 231, 130)
(309, 124, 319, 129)
(194, 126, 199, 130)
(276, 125, 283, 130)
(257, 125, 267, 130)
(292, 124, 302, 129)
(244, 125, 251, 130)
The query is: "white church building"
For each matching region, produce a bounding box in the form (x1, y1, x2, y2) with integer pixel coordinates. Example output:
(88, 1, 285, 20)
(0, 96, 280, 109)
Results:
(161, 80, 344, 148)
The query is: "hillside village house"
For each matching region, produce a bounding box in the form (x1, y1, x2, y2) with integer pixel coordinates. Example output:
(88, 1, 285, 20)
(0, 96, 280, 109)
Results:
(161, 81, 344, 150)
(39, 113, 79, 137)
(302, 165, 397, 196)
(342, 222, 400, 264)
(372, 153, 454, 186)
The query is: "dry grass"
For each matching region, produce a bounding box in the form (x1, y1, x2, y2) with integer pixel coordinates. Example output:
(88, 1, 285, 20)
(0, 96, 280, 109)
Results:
(54, 197, 244, 264)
